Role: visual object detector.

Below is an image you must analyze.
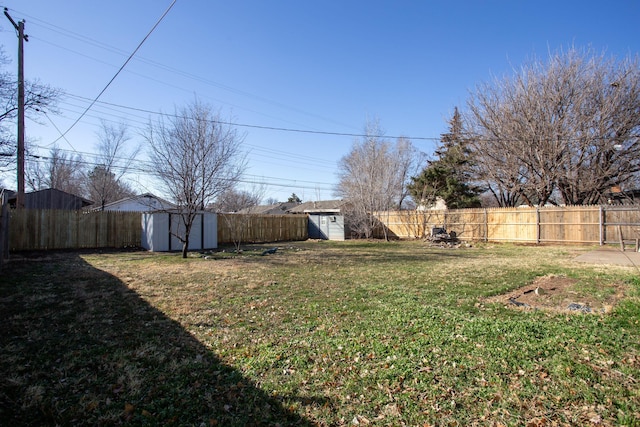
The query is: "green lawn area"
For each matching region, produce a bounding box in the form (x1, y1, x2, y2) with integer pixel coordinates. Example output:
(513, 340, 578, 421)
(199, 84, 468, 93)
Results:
(1, 241, 638, 426)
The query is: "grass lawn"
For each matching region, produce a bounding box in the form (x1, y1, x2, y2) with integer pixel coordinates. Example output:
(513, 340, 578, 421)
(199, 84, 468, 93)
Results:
(1, 240, 639, 426)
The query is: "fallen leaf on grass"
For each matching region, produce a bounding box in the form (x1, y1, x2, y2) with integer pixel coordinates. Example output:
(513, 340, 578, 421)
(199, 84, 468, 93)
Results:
(123, 403, 135, 421)
(526, 417, 546, 427)
(383, 403, 401, 416)
(124, 403, 134, 415)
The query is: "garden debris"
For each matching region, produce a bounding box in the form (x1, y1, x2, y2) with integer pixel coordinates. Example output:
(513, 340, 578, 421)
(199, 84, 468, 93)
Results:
(484, 275, 625, 314)
(425, 226, 467, 248)
(567, 303, 592, 313)
(429, 227, 457, 243)
(508, 297, 530, 308)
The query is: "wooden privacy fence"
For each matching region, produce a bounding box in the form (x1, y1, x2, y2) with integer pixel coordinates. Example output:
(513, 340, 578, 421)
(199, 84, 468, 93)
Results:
(9, 210, 142, 251)
(374, 205, 640, 245)
(8, 210, 308, 251)
(9, 206, 639, 251)
(217, 213, 307, 244)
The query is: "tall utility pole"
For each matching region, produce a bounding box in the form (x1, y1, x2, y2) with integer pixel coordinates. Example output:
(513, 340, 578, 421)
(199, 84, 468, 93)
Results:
(4, 8, 27, 209)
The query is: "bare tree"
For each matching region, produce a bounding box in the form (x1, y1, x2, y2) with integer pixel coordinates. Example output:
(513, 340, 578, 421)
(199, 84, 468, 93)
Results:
(394, 136, 426, 209)
(86, 165, 134, 206)
(27, 146, 85, 196)
(145, 100, 246, 258)
(0, 48, 60, 171)
(87, 121, 139, 210)
(216, 185, 265, 253)
(215, 187, 262, 213)
(335, 119, 422, 239)
(466, 47, 640, 206)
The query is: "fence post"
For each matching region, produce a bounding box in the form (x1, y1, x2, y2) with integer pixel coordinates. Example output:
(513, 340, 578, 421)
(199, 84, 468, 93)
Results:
(0, 190, 8, 269)
(599, 205, 604, 246)
(484, 209, 488, 242)
(536, 206, 541, 244)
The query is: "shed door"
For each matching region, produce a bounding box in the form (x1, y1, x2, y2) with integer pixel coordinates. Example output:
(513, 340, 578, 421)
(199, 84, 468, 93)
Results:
(308, 215, 328, 239)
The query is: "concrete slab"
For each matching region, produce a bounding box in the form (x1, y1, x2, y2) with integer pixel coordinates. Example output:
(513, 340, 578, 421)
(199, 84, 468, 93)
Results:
(574, 247, 640, 267)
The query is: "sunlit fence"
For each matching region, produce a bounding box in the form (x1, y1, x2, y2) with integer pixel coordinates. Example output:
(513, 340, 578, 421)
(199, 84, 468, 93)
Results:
(373, 205, 640, 245)
(8, 206, 640, 251)
(8, 210, 308, 251)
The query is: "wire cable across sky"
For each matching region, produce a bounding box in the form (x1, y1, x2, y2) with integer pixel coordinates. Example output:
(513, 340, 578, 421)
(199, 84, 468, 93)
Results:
(47, 0, 177, 146)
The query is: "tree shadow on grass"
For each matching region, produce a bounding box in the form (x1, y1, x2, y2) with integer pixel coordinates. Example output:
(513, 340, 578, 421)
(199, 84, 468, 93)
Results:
(0, 253, 321, 426)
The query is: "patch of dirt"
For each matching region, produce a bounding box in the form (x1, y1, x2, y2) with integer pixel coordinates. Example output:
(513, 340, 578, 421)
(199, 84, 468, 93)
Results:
(484, 275, 626, 314)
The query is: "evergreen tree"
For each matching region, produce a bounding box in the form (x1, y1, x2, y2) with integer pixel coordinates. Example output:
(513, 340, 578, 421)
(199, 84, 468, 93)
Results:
(287, 193, 302, 203)
(408, 108, 481, 209)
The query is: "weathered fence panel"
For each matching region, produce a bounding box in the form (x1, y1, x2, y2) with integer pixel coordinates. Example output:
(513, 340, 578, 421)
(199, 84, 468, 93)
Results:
(603, 206, 640, 245)
(217, 214, 307, 244)
(10, 210, 309, 251)
(538, 206, 601, 244)
(9, 210, 142, 251)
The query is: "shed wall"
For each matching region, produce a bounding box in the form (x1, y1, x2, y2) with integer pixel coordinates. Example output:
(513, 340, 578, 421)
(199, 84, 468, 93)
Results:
(309, 214, 345, 241)
(142, 212, 217, 251)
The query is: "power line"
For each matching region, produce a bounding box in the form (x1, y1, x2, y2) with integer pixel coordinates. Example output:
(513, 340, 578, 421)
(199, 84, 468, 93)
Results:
(48, 0, 177, 146)
(4, 6, 438, 144)
(59, 94, 640, 144)
(26, 145, 337, 192)
(64, 94, 442, 142)
(40, 102, 339, 170)
(12, 7, 360, 133)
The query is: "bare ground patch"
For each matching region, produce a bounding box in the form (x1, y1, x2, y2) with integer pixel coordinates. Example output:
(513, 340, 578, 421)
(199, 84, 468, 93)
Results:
(484, 274, 627, 314)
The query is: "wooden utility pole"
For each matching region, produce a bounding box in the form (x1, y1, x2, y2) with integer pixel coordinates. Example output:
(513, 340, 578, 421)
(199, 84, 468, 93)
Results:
(4, 8, 27, 209)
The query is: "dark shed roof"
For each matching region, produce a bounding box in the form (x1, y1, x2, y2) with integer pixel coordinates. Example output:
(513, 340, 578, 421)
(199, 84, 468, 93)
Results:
(8, 188, 93, 210)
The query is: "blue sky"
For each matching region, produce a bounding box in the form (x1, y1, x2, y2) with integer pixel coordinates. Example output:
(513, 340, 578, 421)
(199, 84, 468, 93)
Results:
(1, 1, 639, 203)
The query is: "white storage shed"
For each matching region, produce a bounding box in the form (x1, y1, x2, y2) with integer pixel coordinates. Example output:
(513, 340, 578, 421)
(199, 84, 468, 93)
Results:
(142, 211, 217, 252)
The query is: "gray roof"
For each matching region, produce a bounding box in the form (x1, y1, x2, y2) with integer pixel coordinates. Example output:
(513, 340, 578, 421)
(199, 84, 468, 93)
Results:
(237, 202, 300, 214)
(8, 188, 93, 210)
(287, 200, 347, 214)
(97, 193, 176, 211)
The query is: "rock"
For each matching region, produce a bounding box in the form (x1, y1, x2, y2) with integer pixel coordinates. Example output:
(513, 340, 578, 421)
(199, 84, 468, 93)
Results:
(567, 303, 592, 313)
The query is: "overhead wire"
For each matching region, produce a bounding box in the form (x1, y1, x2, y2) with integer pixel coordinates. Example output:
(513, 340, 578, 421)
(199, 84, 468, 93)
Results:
(3, 4, 442, 163)
(11, 6, 361, 133)
(26, 144, 337, 192)
(45, 0, 177, 146)
(39, 100, 338, 171)
(63, 94, 441, 142)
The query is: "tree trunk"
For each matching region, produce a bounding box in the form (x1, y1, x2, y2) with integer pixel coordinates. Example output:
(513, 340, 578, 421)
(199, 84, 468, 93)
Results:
(181, 241, 188, 258)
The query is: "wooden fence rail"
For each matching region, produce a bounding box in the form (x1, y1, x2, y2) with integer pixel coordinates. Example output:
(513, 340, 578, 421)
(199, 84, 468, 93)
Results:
(8, 210, 308, 251)
(373, 205, 640, 245)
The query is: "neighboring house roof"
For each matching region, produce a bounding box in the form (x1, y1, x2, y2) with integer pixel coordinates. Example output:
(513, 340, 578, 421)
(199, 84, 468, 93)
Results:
(97, 193, 176, 212)
(288, 200, 347, 214)
(606, 187, 640, 204)
(7, 188, 93, 210)
(237, 202, 300, 215)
